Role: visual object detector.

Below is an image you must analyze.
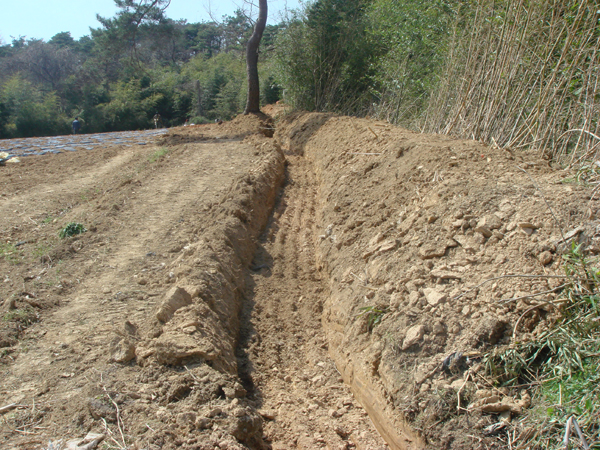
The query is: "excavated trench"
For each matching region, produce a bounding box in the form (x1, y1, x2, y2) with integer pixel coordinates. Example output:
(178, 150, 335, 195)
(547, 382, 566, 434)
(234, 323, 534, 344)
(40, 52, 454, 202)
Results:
(236, 155, 388, 449)
(3, 111, 591, 450)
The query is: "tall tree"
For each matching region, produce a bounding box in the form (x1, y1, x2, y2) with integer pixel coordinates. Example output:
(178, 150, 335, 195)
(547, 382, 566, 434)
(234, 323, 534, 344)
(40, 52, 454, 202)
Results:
(244, 0, 267, 114)
(94, 0, 172, 65)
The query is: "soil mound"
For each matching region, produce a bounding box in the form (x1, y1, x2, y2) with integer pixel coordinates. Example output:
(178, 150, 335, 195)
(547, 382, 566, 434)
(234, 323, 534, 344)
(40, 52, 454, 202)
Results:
(276, 112, 598, 449)
(159, 114, 275, 147)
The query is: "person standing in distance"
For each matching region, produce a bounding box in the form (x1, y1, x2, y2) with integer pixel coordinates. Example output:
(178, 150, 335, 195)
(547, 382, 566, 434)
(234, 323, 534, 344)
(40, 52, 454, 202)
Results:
(72, 117, 81, 134)
(153, 112, 161, 129)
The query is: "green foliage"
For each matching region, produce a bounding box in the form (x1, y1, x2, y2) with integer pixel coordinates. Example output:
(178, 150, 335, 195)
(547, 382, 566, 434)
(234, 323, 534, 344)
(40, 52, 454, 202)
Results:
(59, 223, 87, 239)
(2, 308, 38, 326)
(484, 243, 600, 448)
(97, 78, 161, 130)
(0, 100, 9, 138)
(148, 147, 169, 162)
(0, 243, 20, 263)
(274, 0, 375, 114)
(261, 75, 281, 105)
(367, 0, 457, 124)
(0, 1, 275, 138)
(0, 76, 70, 137)
(182, 52, 247, 121)
(358, 305, 389, 332)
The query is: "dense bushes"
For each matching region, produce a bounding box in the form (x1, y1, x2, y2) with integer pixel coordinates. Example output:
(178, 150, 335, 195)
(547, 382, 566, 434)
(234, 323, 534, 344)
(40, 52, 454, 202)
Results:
(367, 0, 457, 124)
(0, 76, 70, 138)
(271, 0, 599, 163)
(2, 0, 598, 166)
(274, 0, 374, 114)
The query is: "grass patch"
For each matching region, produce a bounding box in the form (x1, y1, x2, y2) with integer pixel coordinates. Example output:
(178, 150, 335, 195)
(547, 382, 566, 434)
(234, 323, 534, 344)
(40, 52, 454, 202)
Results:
(59, 222, 86, 239)
(32, 242, 52, 259)
(2, 308, 38, 326)
(148, 147, 170, 163)
(0, 243, 22, 264)
(483, 243, 600, 448)
(562, 161, 600, 186)
(357, 305, 389, 332)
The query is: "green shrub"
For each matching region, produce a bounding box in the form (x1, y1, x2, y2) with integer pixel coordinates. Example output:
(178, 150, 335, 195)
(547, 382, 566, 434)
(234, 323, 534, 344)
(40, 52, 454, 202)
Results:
(59, 222, 87, 239)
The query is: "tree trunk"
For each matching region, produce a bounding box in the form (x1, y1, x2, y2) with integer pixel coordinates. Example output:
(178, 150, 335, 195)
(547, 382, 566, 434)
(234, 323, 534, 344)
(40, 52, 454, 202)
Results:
(244, 0, 268, 114)
(195, 80, 203, 117)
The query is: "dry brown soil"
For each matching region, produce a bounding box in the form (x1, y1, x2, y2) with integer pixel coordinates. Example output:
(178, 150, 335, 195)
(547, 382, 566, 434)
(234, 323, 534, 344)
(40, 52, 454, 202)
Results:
(1, 111, 598, 450)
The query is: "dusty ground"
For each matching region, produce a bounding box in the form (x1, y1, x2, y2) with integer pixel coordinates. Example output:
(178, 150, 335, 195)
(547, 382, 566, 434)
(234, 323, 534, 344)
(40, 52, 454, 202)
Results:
(1, 110, 598, 450)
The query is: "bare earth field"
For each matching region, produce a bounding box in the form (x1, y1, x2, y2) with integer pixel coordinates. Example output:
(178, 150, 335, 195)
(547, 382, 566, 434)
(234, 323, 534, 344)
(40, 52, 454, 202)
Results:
(1, 111, 598, 450)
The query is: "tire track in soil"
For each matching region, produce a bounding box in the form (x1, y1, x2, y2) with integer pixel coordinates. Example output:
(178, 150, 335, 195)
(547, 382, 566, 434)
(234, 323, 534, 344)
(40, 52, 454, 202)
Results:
(239, 155, 388, 450)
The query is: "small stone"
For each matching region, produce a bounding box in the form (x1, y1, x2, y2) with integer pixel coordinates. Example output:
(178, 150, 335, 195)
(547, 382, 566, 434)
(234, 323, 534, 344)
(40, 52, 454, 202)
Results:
(390, 292, 402, 309)
(258, 410, 276, 420)
(433, 321, 446, 335)
(196, 417, 211, 429)
(423, 288, 447, 306)
(478, 215, 502, 230)
(520, 227, 534, 236)
(88, 399, 116, 422)
(449, 323, 462, 335)
(408, 291, 420, 306)
(518, 222, 539, 230)
(177, 412, 196, 425)
(453, 235, 481, 253)
(368, 233, 384, 247)
(474, 226, 493, 238)
(539, 251, 553, 265)
(429, 270, 462, 280)
(419, 243, 449, 259)
(402, 325, 426, 350)
(452, 219, 467, 229)
(207, 408, 222, 418)
(110, 339, 136, 363)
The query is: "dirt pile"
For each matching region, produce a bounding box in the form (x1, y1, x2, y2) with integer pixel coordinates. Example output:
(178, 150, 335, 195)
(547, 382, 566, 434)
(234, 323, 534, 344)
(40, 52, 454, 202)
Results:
(276, 112, 598, 449)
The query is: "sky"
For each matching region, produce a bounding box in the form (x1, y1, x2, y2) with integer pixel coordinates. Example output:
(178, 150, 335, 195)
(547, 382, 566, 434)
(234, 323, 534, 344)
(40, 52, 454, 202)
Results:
(0, 0, 303, 44)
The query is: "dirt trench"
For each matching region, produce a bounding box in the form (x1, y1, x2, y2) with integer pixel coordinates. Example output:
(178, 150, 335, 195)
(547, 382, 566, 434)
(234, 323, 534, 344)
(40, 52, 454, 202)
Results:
(237, 155, 387, 449)
(0, 116, 389, 450)
(4, 111, 595, 450)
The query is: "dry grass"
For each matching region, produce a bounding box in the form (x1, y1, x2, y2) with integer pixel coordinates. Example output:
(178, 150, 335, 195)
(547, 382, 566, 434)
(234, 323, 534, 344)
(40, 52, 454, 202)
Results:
(422, 0, 600, 165)
(483, 243, 600, 448)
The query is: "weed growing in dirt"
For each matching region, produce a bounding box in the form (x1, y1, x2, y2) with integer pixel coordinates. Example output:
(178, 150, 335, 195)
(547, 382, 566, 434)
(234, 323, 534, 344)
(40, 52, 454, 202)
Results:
(148, 147, 170, 162)
(483, 243, 600, 448)
(0, 243, 22, 264)
(59, 222, 87, 239)
(358, 305, 389, 332)
(32, 242, 52, 259)
(562, 161, 600, 186)
(42, 215, 54, 224)
(2, 308, 38, 326)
